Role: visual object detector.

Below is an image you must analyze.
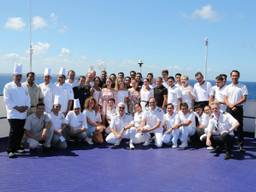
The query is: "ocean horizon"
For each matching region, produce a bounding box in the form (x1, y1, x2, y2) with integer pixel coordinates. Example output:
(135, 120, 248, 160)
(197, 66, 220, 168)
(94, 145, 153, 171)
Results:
(0, 73, 255, 100)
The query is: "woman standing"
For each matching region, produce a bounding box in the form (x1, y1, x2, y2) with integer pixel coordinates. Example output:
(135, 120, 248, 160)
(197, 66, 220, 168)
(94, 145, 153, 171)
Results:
(140, 78, 153, 111)
(92, 76, 102, 104)
(128, 79, 140, 114)
(115, 80, 129, 112)
(180, 75, 195, 110)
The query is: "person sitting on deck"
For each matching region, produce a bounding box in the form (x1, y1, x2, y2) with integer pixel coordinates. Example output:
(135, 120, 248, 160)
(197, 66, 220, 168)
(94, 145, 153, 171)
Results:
(24, 103, 53, 153)
(65, 99, 88, 143)
(105, 102, 136, 149)
(206, 102, 239, 160)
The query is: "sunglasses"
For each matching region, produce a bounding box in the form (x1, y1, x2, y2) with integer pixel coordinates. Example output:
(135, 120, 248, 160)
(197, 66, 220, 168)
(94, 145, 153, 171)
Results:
(119, 107, 125, 109)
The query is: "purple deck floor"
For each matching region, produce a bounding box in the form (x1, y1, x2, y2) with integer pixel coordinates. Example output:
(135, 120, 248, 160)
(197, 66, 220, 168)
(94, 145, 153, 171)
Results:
(0, 138, 256, 192)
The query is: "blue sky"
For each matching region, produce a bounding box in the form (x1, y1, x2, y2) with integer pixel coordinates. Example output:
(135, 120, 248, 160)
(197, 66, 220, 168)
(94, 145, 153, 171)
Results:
(0, 0, 255, 81)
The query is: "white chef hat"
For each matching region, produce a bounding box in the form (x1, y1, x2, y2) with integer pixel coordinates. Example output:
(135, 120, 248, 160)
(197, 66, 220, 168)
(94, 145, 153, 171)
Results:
(13, 63, 22, 75)
(73, 99, 81, 109)
(53, 95, 61, 105)
(58, 67, 66, 76)
(44, 68, 52, 76)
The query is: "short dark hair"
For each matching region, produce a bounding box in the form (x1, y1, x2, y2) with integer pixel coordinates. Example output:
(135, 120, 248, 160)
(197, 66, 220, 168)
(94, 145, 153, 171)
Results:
(175, 73, 182, 77)
(180, 102, 188, 109)
(108, 98, 115, 103)
(219, 73, 227, 80)
(147, 73, 153, 77)
(166, 103, 174, 108)
(215, 75, 224, 81)
(230, 70, 240, 77)
(26, 72, 35, 78)
(195, 72, 203, 78)
(162, 69, 169, 75)
(36, 102, 45, 108)
(168, 76, 175, 81)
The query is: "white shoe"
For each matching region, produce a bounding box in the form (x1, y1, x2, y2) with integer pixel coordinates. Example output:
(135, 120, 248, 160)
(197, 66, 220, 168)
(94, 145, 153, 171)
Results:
(114, 140, 120, 146)
(129, 142, 135, 150)
(143, 140, 150, 146)
(200, 134, 207, 141)
(8, 152, 16, 158)
(179, 142, 188, 148)
(206, 146, 214, 150)
(85, 137, 94, 145)
(172, 144, 178, 148)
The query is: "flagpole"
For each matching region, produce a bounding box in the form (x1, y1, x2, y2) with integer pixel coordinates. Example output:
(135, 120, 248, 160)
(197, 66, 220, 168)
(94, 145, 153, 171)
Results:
(29, 0, 33, 72)
(204, 37, 208, 80)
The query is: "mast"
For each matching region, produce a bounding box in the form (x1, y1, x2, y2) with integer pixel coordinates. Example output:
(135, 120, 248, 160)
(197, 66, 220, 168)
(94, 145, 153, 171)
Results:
(29, 0, 33, 72)
(204, 37, 208, 80)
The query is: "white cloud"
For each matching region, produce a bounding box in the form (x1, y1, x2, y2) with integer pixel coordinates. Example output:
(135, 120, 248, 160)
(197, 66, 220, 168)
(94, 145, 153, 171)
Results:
(59, 48, 70, 56)
(30, 42, 50, 55)
(4, 17, 25, 31)
(32, 16, 48, 30)
(49, 12, 68, 33)
(192, 5, 219, 22)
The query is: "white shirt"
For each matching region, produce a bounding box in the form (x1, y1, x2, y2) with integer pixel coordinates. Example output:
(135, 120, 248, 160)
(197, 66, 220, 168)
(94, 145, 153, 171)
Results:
(48, 111, 65, 131)
(116, 90, 129, 104)
(142, 107, 164, 133)
(180, 85, 194, 109)
(83, 110, 102, 124)
(167, 85, 182, 107)
(163, 113, 177, 129)
(106, 107, 117, 124)
(54, 83, 74, 113)
(3, 82, 31, 119)
(39, 82, 55, 113)
(65, 111, 87, 129)
(110, 114, 133, 132)
(131, 111, 144, 128)
(224, 83, 248, 106)
(195, 112, 209, 128)
(193, 81, 212, 102)
(175, 111, 196, 128)
(65, 79, 78, 88)
(210, 85, 227, 111)
(207, 112, 238, 135)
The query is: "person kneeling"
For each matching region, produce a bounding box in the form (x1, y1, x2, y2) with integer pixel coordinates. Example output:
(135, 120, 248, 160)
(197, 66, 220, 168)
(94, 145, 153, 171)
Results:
(105, 102, 136, 149)
(24, 103, 53, 153)
(206, 102, 239, 160)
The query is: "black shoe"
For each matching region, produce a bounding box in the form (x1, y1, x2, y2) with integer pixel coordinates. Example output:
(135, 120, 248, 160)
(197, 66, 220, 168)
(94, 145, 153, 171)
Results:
(42, 146, 52, 153)
(225, 152, 231, 160)
(30, 148, 39, 155)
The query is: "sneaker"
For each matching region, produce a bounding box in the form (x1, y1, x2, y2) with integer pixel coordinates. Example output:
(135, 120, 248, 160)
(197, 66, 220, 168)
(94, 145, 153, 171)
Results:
(172, 144, 178, 149)
(8, 152, 16, 158)
(85, 137, 94, 145)
(224, 152, 231, 160)
(179, 142, 188, 148)
(114, 140, 120, 146)
(129, 142, 135, 150)
(143, 140, 150, 146)
(206, 146, 214, 150)
(200, 134, 207, 141)
(16, 149, 25, 154)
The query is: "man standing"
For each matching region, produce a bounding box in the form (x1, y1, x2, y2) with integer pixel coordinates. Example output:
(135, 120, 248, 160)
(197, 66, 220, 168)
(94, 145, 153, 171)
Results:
(193, 72, 212, 109)
(39, 68, 55, 113)
(161, 69, 169, 88)
(167, 76, 182, 112)
(153, 77, 168, 109)
(66, 70, 78, 88)
(54, 68, 74, 115)
(23, 72, 43, 115)
(3, 64, 31, 158)
(224, 70, 248, 152)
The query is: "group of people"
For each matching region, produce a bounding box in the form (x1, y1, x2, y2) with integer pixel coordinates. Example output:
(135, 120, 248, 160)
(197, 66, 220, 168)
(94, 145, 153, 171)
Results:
(3, 64, 248, 160)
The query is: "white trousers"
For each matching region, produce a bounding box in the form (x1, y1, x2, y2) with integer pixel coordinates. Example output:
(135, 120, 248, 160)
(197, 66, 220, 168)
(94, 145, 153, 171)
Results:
(162, 129, 180, 145)
(180, 126, 196, 145)
(106, 127, 136, 144)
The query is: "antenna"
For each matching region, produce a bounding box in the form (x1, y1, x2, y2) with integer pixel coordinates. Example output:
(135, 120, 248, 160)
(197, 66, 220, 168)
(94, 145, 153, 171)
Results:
(29, 0, 33, 72)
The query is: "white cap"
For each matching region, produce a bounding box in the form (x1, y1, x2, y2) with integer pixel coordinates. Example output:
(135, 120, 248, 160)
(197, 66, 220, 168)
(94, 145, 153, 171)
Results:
(13, 63, 22, 75)
(117, 102, 125, 108)
(73, 99, 81, 109)
(58, 67, 66, 76)
(53, 95, 61, 105)
(44, 68, 52, 76)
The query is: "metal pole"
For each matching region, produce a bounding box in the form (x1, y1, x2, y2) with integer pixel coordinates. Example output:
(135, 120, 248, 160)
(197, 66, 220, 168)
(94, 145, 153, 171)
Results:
(138, 59, 143, 74)
(204, 37, 208, 80)
(29, 0, 33, 72)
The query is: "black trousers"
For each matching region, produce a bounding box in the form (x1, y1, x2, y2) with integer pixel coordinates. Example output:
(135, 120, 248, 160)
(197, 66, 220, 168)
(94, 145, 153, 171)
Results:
(211, 133, 233, 153)
(7, 119, 26, 153)
(226, 106, 244, 146)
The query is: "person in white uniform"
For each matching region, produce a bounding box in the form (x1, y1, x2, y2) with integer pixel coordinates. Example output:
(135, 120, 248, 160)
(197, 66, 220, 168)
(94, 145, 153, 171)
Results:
(54, 67, 74, 115)
(65, 99, 88, 142)
(24, 103, 53, 153)
(48, 96, 67, 149)
(65, 70, 78, 88)
(167, 76, 182, 112)
(105, 102, 136, 149)
(162, 103, 179, 148)
(209, 75, 227, 112)
(175, 102, 196, 148)
(193, 72, 212, 109)
(39, 68, 55, 113)
(3, 64, 31, 158)
(206, 102, 239, 160)
(140, 97, 164, 148)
